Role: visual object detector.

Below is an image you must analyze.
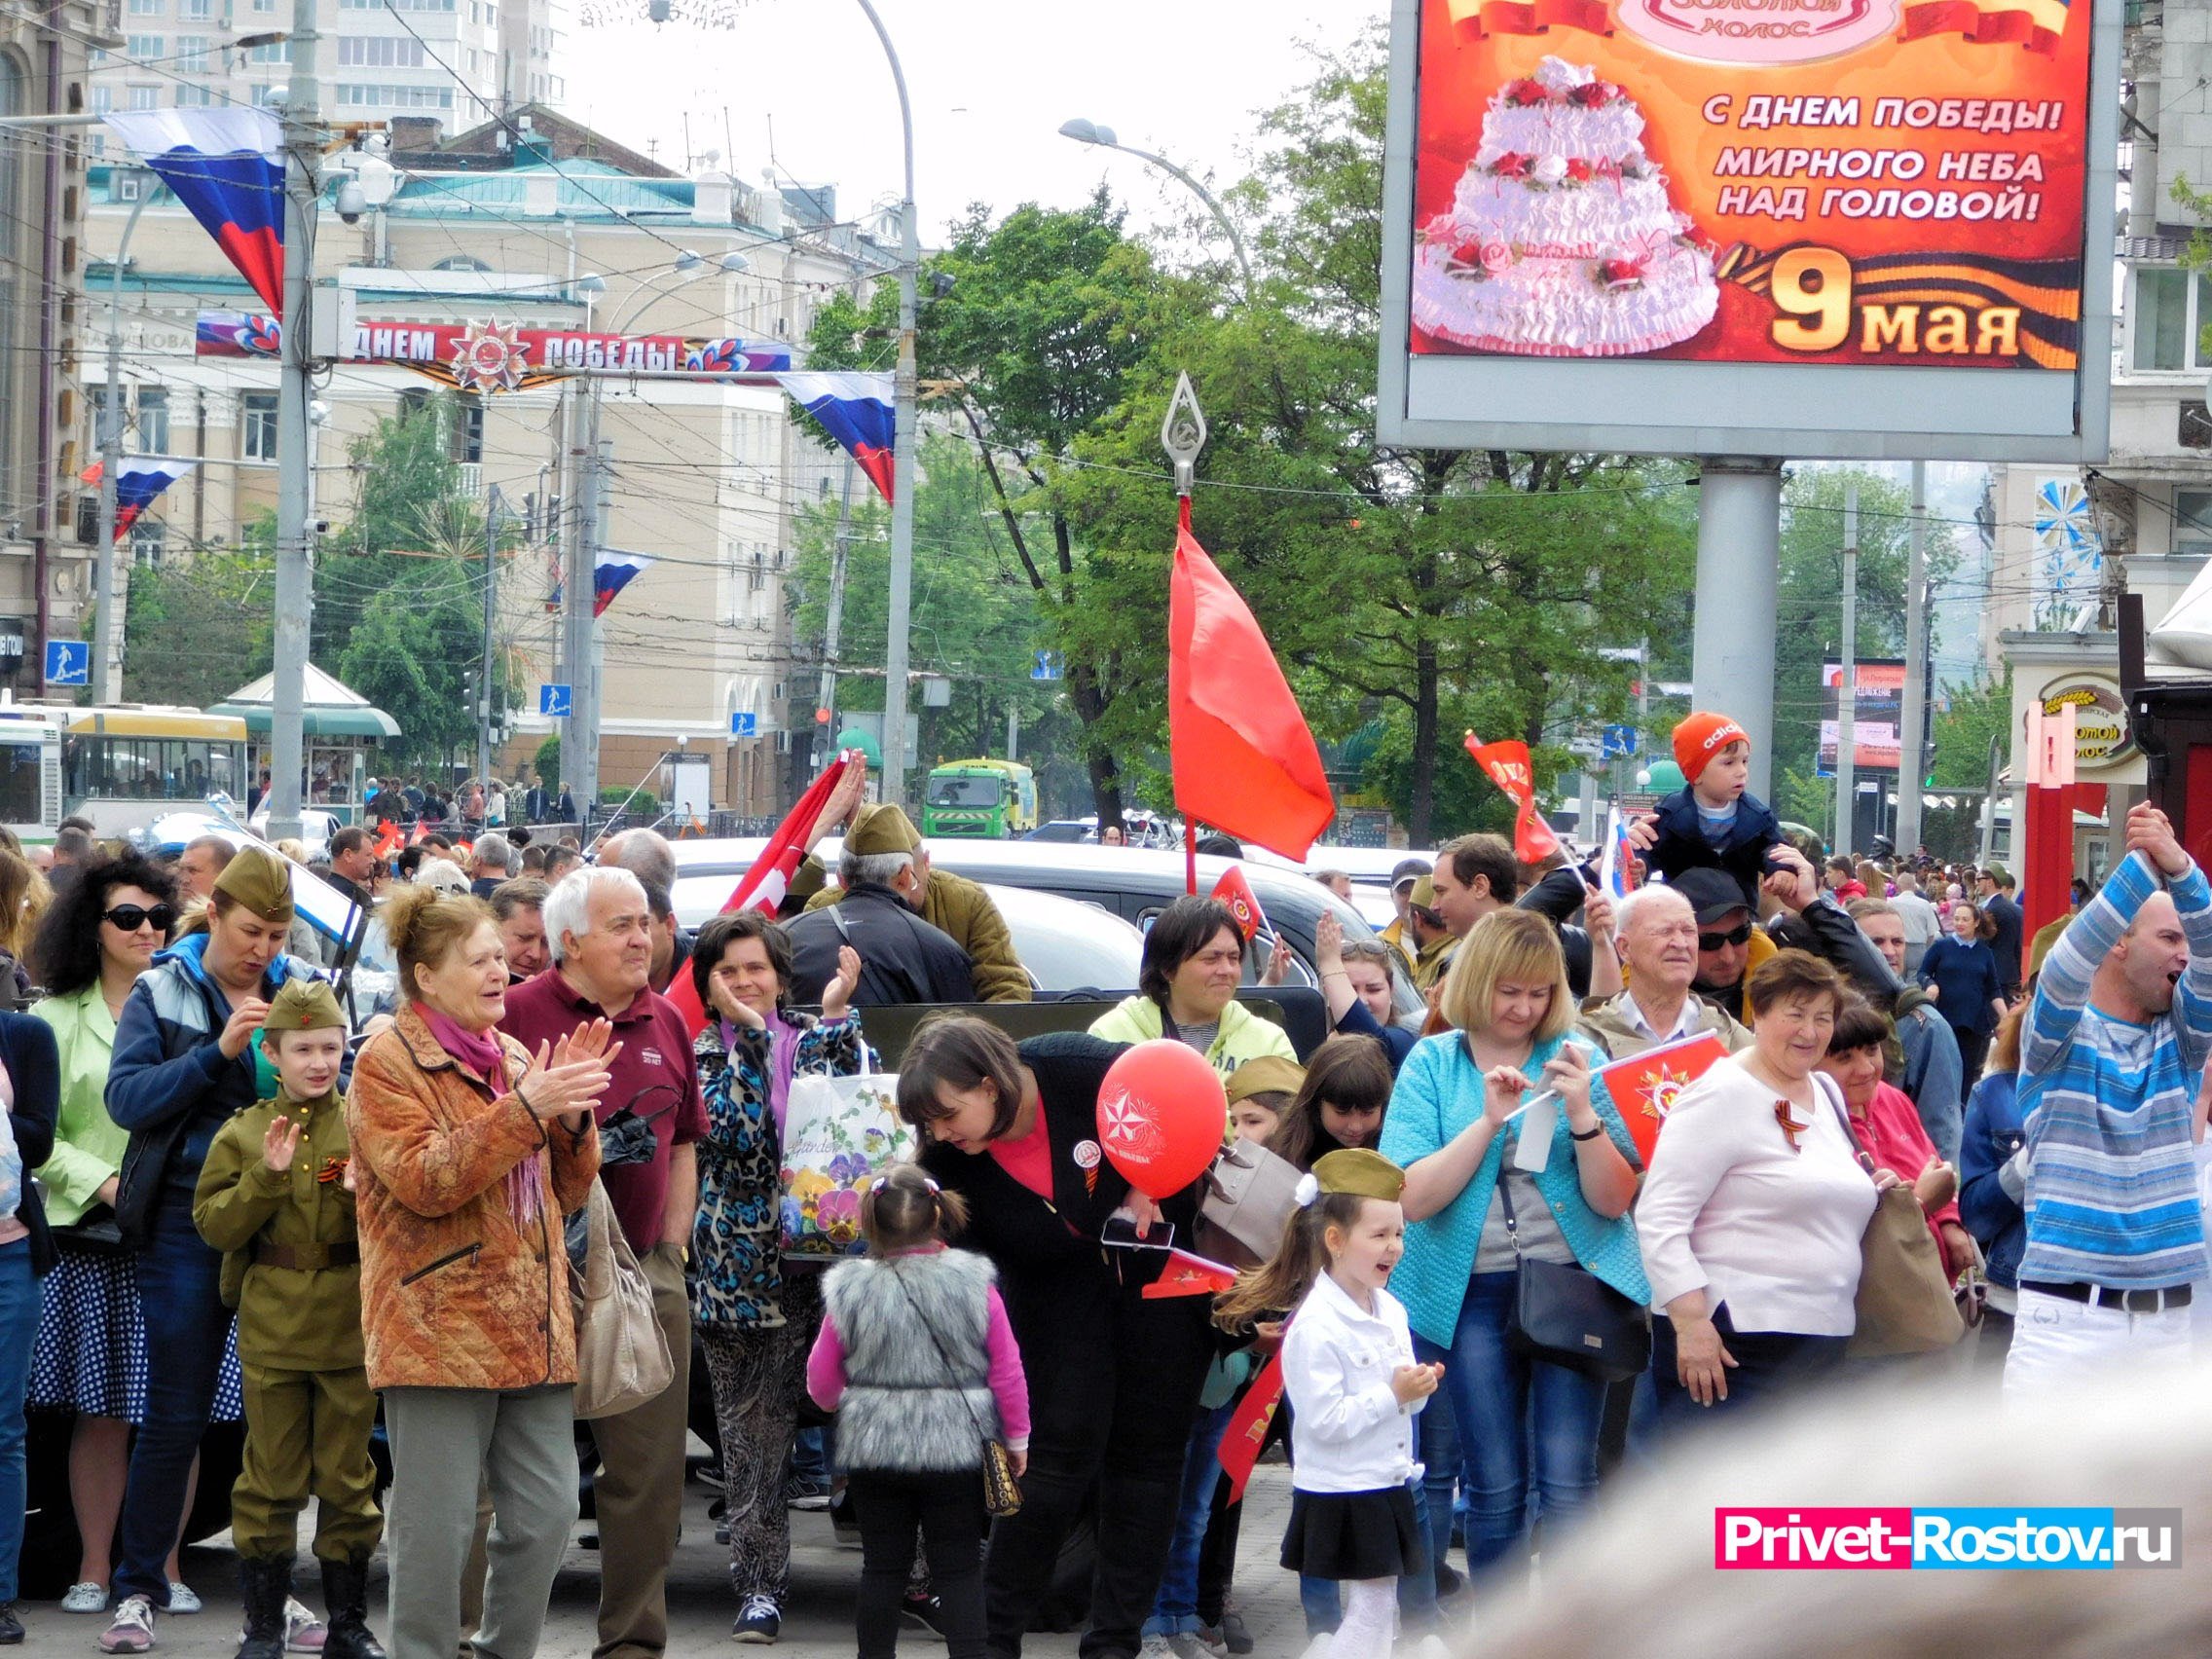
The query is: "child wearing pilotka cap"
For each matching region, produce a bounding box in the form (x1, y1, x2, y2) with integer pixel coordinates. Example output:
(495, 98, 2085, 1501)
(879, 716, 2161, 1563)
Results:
(1629, 711, 1788, 912)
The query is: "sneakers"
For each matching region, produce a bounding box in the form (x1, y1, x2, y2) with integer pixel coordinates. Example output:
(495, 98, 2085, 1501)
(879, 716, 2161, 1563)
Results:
(282, 1599, 329, 1654)
(99, 1596, 158, 1654)
(1198, 1612, 1253, 1656)
(62, 1583, 111, 1614)
(731, 1595, 780, 1644)
(899, 1593, 951, 1642)
(784, 1475, 831, 1512)
(166, 1584, 202, 1616)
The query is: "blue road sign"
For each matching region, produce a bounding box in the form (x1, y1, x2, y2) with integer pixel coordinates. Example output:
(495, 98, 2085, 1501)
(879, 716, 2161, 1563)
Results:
(1600, 723, 1640, 759)
(730, 711, 758, 738)
(44, 640, 89, 687)
(1032, 650, 1062, 682)
(539, 683, 571, 718)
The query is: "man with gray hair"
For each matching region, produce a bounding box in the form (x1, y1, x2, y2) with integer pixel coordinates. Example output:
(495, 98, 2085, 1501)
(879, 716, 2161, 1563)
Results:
(786, 805, 977, 1006)
(499, 865, 704, 1659)
(1578, 884, 1754, 1062)
(467, 830, 515, 901)
(598, 829, 677, 898)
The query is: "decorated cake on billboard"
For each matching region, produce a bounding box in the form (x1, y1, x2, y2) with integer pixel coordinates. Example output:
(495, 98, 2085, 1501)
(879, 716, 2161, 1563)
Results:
(1412, 56, 1716, 357)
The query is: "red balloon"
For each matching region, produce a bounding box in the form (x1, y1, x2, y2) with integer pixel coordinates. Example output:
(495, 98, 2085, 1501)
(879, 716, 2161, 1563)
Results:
(1096, 1039, 1228, 1201)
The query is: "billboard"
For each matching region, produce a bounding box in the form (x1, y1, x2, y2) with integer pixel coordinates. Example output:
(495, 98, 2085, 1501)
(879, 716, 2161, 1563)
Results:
(1818, 658, 1908, 772)
(1376, 0, 2118, 461)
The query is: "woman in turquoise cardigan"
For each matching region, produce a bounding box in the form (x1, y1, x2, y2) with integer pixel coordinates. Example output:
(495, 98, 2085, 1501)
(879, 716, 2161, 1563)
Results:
(1379, 909, 1646, 1587)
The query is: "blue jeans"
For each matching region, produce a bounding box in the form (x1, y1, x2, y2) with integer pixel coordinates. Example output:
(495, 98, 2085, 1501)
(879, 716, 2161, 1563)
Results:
(117, 1195, 235, 1604)
(1422, 1272, 1606, 1577)
(0, 1239, 39, 1603)
(1144, 1400, 1235, 1637)
(792, 1425, 831, 1485)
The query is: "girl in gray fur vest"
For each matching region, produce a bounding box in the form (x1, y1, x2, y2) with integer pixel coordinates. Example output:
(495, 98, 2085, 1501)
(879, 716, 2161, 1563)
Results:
(807, 1164, 1031, 1659)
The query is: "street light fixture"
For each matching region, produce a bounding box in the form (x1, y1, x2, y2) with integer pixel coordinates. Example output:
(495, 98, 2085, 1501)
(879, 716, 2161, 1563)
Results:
(1058, 116, 1254, 295)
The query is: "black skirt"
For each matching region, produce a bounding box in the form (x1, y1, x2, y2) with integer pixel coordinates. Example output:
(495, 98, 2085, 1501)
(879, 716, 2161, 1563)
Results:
(1279, 1483, 1426, 1581)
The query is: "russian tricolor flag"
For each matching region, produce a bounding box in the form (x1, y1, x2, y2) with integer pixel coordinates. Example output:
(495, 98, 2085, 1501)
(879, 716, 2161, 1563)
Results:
(86, 459, 199, 541)
(778, 372, 895, 504)
(593, 550, 654, 616)
(105, 108, 284, 314)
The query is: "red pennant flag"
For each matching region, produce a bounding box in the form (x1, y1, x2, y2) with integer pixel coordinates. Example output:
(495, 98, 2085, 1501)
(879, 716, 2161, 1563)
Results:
(662, 753, 864, 1037)
(1208, 866, 1271, 944)
(1141, 1248, 1239, 1301)
(1217, 1352, 1286, 1501)
(373, 822, 401, 861)
(1596, 1031, 1730, 1166)
(1463, 732, 1562, 864)
(1169, 524, 1335, 862)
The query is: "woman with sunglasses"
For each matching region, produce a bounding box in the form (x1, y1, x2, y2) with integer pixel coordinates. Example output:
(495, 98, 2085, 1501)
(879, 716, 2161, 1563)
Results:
(26, 857, 239, 1615)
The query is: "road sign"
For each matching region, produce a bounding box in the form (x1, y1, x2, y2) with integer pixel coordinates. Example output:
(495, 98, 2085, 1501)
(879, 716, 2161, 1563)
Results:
(1601, 724, 1640, 760)
(44, 640, 89, 687)
(539, 683, 571, 718)
(1032, 651, 1062, 682)
(729, 711, 757, 738)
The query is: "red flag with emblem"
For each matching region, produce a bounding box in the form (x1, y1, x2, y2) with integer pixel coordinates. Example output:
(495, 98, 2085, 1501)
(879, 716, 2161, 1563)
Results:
(1141, 1248, 1240, 1301)
(1217, 1353, 1286, 1501)
(1463, 732, 1561, 864)
(1208, 866, 1271, 944)
(1597, 1031, 1730, 1166)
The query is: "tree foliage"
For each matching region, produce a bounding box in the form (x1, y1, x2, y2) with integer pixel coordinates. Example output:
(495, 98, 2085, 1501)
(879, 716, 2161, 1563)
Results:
(123, 548, 274, 709)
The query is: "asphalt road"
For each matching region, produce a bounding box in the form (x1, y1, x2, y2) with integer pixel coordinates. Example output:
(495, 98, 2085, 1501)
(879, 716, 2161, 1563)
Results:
(18, 1465, 1314, 1658)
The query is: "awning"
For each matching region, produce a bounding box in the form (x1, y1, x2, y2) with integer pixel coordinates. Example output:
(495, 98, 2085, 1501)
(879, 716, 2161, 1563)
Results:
(208, 662, 401, 740)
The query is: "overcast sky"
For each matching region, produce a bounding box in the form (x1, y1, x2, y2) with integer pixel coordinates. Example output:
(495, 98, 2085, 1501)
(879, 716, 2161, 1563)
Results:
(566, 0, 1375, 241)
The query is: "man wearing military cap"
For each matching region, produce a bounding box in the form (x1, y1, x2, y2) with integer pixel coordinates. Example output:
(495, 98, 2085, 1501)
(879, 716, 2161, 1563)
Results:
(194, 977, 383, 1659)
(792, 801, 1031, 1002)
(1404, 876, 1456, 994)
(786, 803, 978, 1008)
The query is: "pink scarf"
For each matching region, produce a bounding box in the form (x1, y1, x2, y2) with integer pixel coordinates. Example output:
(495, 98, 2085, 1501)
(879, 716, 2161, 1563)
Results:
(413, 1002, 545, 1230)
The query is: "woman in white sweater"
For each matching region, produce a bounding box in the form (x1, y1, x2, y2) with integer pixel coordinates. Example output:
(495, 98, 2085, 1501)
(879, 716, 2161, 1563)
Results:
(1638, 950, 1894, 1429)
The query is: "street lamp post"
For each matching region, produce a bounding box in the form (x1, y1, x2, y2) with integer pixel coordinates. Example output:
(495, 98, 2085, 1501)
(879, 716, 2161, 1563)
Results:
(92, 192, 152, 706)
(1058, 118, 1254, 296)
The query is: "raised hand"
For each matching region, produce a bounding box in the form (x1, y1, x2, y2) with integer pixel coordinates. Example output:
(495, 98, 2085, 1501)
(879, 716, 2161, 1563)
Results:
(523, 1019, 621, 1126)
(822, 945, 863, 1022)
(219, 998, 273, 1060)
(2126, 801, 2190, 878)
(262, 1115, 303, 1174)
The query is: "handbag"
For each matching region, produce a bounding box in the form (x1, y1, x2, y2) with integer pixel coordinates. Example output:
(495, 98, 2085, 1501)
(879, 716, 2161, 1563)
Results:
(1822, 1083, 1966, 1359)
(568, 1177, 676, 1419)
(1197, 1137, 1305, 1269)
(780, 1049, 911, 1261)
(884, 1267, 1022, 1519)
(1497, 1176, 1651, 1383)
(52, 1202, 129, 1258)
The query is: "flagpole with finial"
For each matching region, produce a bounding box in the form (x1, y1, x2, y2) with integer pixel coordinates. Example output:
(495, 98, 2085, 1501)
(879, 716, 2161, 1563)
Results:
(1163, 371, 1209, 895)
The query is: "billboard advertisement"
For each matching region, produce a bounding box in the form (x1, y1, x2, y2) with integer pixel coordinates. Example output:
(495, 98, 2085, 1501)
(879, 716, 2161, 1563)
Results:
(1376, 0, 2118, 461)
(1818, 658, 1908, 772)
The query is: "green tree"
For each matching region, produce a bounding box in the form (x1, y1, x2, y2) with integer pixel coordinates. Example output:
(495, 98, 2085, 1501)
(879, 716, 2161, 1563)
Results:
(1931, 668, 2010, 788)
(123, 548, 274, 708)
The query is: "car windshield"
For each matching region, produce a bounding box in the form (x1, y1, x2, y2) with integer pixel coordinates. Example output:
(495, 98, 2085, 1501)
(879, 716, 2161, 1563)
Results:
(929, 775, 1003, 808)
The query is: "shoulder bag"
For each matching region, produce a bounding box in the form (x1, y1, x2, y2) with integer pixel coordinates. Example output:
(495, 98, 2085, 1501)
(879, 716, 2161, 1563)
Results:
(1498, 1173, 1650, 1383)
(1197, 1137, 1305, 1269)
(883, 1266, 1022, 1518)
(569, 1176, 676, 1419)
(1822, 1079, 1965, 1359)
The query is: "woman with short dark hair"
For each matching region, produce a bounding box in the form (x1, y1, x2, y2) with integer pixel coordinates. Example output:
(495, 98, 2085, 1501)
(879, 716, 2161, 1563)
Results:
(897, 1014, 1214, 1659)
(1088, 896, 1294, 1076)
(686, 907, 868, 1643)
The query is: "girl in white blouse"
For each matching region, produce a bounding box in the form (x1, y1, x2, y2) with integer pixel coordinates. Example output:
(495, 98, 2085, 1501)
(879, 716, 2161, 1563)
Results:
(1638, 950, 1893, 1429)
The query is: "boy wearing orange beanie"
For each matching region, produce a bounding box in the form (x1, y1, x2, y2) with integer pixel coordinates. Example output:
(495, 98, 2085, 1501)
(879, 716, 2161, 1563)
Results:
(1628, 712, 1787, 910)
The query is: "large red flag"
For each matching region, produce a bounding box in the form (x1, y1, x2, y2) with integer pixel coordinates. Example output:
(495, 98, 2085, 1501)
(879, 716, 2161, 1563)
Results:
(1463, 732, 1562, 864)
(1596, 1031, 1730, 1166)
(1169, 524, 1334, 862)
(662, 753, 863, 1036)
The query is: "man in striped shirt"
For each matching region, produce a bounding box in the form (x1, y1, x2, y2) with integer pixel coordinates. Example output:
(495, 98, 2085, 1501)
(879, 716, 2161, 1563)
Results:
(2005, 802, 2212, 1399)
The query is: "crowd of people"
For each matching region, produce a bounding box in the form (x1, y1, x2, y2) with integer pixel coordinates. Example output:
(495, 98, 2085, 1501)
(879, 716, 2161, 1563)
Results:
(0, 711, 2183, 1659)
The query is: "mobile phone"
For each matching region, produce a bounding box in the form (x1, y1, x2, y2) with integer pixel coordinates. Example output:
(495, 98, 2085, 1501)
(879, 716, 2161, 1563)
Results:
(1100, 1214, 1174, 1252)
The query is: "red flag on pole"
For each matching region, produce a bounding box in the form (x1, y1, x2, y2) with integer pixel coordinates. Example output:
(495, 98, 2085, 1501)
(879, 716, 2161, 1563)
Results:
(1208, 866, 1271, 944)
(1217, 1352, 1286, 1501)
(1596, 1031, 1730, 1165)
(1463, 732, 1562, 864)
(662, 753, 862, 1037)
(1169, 525, 1335, 863)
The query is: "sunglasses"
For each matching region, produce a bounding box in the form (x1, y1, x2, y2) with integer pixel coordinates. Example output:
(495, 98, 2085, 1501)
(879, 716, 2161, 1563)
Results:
(1698, 921, 1753, 952)
(103, 903, 176, 934)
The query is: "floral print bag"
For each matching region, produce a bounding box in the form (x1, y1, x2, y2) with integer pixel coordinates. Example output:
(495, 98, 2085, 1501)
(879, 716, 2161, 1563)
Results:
(780, 1051, 913, 1260)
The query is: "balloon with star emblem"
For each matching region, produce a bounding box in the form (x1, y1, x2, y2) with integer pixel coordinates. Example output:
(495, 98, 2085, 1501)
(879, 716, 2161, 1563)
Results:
(1095, 1040, 1226, 1200)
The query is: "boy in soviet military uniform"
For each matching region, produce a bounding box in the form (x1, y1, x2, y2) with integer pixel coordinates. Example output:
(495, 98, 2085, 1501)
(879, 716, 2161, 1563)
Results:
(194, 979, 385, 1659)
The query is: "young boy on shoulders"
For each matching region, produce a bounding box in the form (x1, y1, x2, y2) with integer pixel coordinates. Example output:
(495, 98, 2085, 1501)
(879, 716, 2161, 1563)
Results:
(1630, 712, 1788, 913)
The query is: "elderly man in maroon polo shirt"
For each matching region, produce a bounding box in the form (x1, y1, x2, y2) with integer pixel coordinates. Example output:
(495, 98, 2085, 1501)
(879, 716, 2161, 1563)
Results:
(501, 865, 705, 1659)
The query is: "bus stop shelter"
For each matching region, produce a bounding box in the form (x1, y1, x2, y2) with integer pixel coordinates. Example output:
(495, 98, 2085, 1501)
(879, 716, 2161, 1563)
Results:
(209, 664, 401, 824)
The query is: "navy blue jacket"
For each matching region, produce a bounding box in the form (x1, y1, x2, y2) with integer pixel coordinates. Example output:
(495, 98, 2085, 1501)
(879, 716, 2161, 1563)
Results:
(0, 1014, 57, 1276)
(1332, 999, 1417, 1071)
(1644, 787, 1786, 913)
(1918, 936, 2005, 1037)
(1959, 1069, 2025, 1290)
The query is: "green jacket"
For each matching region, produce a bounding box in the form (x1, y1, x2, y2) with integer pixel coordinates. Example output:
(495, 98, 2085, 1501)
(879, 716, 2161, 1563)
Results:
(193, 1087, 363, 1371)
(796, 856, 1032, 1004)
(1576, 988, 1753, 1063)
(32, 983, 128, 1227)
(1087, 996, 1297, 1081)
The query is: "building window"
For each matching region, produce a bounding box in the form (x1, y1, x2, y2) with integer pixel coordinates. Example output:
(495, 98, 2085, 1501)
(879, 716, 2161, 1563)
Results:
(129, 523, 166, 568)
(454, 395, 483, 463)
(2131, 266, 2212, 373)
(242, 392, 277, 461)
(126, 34, 163, 58)
(336, 84, 453, 109)
(136, 387, 169, 453)
(178, 0, 209, 18)
(174, 34, 208, 71)
(127, 85, 160, 110)
(91, 86, 112, 114)
(127, 0, 162, 13)
(173, 83, 212, 106)
(115, 171, 143, 201)
(247, 37, 288, 60)
(2178, 491, 2212, 551)
(338, 36, 424, 66)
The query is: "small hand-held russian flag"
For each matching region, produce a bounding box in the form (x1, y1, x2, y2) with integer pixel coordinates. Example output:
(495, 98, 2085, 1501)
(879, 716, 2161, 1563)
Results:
(777, 372, 896, 504)
(103, 108, 284, 315)
(1601, 802, 1639, 903)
